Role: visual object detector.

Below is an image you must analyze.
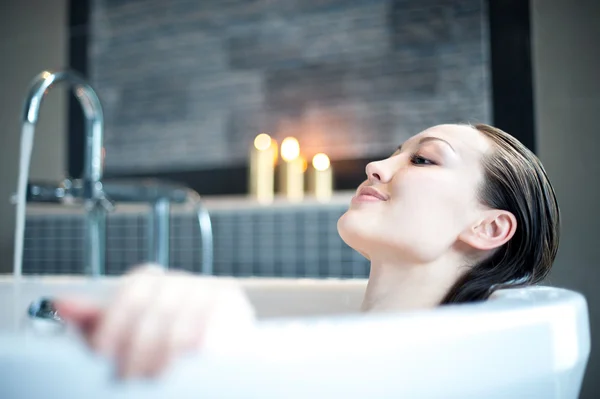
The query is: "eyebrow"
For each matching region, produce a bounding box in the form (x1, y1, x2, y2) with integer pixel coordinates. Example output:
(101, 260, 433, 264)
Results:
(397, 137, 456, 153)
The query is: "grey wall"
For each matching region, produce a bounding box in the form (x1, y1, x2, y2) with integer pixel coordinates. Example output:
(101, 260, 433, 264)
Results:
(89, 0, 491, 174)
(0, 0, 68, 274)
(531, 0, 600, 397)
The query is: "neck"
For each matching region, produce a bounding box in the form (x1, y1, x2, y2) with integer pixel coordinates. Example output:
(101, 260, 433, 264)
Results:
(361, 257, 461, 312)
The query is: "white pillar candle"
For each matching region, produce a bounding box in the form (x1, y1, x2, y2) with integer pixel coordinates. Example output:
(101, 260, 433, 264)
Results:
(308, 153, 333, 201)
(278, 137, 304, 202)
(249, 133, 276, 204)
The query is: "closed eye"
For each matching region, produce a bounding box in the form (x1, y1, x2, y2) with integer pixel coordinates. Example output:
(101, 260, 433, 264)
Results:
(410, 154, 436, 166)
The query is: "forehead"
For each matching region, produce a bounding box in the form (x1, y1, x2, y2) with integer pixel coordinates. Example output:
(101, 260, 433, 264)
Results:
(410, 124, 492, 156)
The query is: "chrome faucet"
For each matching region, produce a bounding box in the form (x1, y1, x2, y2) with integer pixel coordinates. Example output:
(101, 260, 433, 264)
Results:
(22, 70, 113, 276)
(19, 69, 214, 276)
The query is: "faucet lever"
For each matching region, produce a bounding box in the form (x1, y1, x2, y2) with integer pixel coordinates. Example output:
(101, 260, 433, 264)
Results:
(83, 192, 115, 213)
(98, 192, 116, 213)
(80, 179, 114, 212)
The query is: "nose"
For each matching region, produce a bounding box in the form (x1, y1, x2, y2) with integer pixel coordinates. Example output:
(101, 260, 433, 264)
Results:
(366, 160, 393, 183)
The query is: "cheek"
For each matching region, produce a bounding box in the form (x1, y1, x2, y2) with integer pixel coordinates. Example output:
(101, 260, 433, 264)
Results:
(387, 172, 474, 244)
(392, 170, 472, 213)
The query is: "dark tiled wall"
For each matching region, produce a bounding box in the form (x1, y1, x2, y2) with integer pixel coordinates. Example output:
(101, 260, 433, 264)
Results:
(23, 206, 369, 278)
(88, 0, 490, 174)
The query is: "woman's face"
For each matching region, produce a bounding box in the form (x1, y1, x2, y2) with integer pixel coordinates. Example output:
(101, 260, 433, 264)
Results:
(337, 124, 494, 263)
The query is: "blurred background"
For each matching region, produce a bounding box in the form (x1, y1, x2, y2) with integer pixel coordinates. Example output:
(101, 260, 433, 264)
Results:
(0, 0, 599, 396)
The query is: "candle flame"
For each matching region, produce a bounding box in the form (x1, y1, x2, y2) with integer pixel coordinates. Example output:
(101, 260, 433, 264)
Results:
(254, 133, 272, 151)
(312, 153, 330, 171)
(281, 137, 300, 161)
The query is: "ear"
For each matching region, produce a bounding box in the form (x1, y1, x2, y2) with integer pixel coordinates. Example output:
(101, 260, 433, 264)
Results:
(458, 210, 517, 251)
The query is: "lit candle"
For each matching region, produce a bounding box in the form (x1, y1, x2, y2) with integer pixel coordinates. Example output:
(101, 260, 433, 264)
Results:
(249, 133, 276, 204)
(278, 137, 304, 202)
(308, 153, 333, 201)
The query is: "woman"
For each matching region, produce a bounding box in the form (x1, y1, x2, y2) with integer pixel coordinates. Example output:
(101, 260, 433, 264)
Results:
(55, 123, 560, 378)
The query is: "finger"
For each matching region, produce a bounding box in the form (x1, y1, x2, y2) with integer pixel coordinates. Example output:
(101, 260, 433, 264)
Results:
(54, 297, 103, 339)
(54, 296, 101, 323)
(153, 290, 212, 377)
(124, 263, 166, 278)
(92, 273, 160, 357)
(118, 278, 187, 378)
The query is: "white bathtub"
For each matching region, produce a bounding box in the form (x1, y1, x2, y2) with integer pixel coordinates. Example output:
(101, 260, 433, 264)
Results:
(0, 276, 591, 398)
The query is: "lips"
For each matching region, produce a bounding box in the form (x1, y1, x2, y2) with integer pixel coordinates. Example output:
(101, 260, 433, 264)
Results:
(355, 186, 389, 201)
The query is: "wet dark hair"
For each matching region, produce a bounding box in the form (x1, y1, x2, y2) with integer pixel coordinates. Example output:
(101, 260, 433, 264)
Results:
(440, 124, 561, 304)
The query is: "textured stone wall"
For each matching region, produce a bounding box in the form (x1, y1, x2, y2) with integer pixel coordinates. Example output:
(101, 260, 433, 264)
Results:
(89, 0, 490, 173)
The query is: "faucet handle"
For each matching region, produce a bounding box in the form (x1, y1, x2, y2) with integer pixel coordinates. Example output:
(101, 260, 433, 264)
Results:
(98, 192, 116, 212)
(85, 191, 115, 213)
(81, 179, 115, 213)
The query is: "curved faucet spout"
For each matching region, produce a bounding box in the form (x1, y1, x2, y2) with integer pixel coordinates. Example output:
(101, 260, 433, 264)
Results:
(22, 70, 104, 183)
